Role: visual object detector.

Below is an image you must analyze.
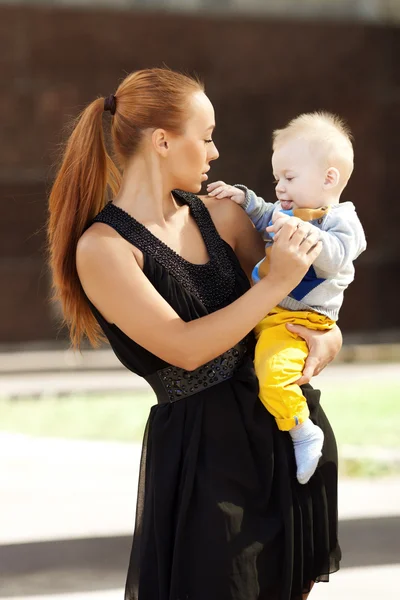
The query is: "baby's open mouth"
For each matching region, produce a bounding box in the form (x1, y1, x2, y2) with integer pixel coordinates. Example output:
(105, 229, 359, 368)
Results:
(280, 200, 294, 210)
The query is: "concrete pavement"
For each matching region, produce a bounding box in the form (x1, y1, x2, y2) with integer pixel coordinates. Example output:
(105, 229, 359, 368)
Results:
(4, 565, 400, 600)
(1, 432, 400, 599)
(2, 433, 400, 545)
(1, 355, 400, 599)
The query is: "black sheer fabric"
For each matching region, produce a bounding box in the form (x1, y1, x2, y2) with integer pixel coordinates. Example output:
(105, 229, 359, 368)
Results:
(89, 191, 341, 600)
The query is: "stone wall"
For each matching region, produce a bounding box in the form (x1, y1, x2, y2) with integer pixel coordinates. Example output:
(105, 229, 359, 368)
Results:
(1, 4, 399, 344)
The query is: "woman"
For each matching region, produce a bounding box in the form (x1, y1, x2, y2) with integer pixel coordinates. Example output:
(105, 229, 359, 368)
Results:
(48, 69, 341, 600)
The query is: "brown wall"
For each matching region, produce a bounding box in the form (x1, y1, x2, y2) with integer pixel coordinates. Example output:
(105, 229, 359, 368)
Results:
(1, 5, 399, 344)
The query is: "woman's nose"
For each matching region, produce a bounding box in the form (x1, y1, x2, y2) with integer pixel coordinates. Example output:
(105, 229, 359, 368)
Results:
(208, 143, 219, 162)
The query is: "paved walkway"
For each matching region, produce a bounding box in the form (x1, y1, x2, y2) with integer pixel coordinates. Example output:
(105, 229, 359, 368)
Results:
(2, 432, 400, 544)
(1, 361, 399, 398)
(1, 357, 400, 599)
(2, 433, 400, 599)
(3, 565, 400, 600)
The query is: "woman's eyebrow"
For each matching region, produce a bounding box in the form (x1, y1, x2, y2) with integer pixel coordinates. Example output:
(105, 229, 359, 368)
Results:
(206, 124, 215, 132)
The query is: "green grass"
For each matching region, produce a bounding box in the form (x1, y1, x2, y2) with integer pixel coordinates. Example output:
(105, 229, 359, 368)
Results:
(1, 379, 399, 477)
(317, 380, 400, 448)
(0, 392, 155, 442)
(0, 379, 399, 449)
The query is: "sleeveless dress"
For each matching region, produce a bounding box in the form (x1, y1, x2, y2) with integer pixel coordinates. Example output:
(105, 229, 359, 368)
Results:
(89, 190, 341, 600)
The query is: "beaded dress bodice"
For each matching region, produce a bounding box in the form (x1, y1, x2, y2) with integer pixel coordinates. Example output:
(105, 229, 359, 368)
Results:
(93, 190, 237, 312)
(88, 190, 252, 379)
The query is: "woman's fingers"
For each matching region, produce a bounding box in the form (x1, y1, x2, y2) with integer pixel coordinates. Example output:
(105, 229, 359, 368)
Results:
(271, 217, 302, 243)
(295, 355, 320, 385)
(306, 240, 322, 260)
(287, 324, 325, 384)
(299, 231, 320, 251)
(290, 222, 314, 245)
(276, 219, 321, 257)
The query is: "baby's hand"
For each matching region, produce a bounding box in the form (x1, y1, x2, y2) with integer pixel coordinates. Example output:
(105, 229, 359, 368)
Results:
(207, 181, 245, 205)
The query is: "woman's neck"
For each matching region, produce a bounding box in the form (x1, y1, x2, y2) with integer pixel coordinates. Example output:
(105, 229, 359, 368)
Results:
(112, 152, 180, 226)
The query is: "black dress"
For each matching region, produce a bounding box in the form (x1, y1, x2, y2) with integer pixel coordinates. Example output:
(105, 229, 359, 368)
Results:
(89, 191, 341, 600)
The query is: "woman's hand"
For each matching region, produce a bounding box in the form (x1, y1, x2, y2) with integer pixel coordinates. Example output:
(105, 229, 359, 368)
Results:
(287, 323, 343, 385)
(267, 217, 322, 291)
(267, 214, 313, 238)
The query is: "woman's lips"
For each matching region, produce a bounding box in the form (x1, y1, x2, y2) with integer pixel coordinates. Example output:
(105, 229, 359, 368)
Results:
(201, 173, 209, 181)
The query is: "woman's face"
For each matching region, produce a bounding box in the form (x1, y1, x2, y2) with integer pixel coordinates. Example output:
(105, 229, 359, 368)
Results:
(167, 92, 219, 193)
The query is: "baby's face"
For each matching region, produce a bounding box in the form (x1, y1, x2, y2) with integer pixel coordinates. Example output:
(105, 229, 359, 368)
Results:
(272, 138, 328, 210)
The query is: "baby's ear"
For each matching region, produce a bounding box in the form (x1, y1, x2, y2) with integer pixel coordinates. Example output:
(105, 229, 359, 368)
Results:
(324, 167, 340, 189)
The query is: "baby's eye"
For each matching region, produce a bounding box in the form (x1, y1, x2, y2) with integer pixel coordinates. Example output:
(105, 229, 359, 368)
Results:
(273, 179, 279, 185)
(286, 177, 293, 182)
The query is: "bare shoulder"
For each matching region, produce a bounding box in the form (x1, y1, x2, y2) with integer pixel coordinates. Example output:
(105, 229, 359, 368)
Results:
(200, 195, 248, 224)
(76, 222, 142, 276)
(198, 195, 251, 248)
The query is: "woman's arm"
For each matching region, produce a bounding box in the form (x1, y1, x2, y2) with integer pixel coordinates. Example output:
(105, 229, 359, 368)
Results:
(76, 214, 320, 371)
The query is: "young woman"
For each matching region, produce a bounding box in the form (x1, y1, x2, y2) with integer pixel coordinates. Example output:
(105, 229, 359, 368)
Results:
(48, 68, 342, 600)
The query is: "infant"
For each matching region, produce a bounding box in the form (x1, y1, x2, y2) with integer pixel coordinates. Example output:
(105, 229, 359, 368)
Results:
(207, 112, 366, 484)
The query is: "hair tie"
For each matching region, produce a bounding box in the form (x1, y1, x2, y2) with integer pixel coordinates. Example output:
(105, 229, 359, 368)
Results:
(104, 94, 117, 116)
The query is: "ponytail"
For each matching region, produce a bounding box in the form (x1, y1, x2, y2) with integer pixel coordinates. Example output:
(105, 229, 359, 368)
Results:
(47, 97, 121, 348)
(48, 68, 203, 348)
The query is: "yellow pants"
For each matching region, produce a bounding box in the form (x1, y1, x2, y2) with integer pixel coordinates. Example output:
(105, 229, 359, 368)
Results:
(254, 306, 335, 431)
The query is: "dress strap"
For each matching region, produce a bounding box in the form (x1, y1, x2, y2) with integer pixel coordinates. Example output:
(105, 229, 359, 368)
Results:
(173, 190, 228, 258)
(91, 201, 166, 259)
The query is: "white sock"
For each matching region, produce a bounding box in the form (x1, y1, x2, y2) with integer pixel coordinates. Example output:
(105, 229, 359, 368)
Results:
(289, 418, 324, 485)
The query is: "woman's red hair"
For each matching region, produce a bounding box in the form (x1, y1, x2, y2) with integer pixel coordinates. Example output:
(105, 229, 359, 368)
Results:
(47, 68, 203, 348)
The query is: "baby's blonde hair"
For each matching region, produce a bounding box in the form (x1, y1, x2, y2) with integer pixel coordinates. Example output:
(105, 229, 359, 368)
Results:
(273, 111, 354, 191)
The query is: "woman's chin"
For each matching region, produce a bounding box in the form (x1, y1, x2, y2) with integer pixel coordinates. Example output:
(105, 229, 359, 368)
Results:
(180, 182, 203, 194)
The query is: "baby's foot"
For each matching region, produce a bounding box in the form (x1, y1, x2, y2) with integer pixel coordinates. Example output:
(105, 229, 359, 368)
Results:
(289, 419, 324, 485)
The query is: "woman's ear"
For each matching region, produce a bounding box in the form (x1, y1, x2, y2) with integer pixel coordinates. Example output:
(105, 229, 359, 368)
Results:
(324, 167, 340, 189)
(152, 128, 169, 157)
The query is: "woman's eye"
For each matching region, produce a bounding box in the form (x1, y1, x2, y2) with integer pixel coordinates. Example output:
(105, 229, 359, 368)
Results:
(204, 139, 213, 144)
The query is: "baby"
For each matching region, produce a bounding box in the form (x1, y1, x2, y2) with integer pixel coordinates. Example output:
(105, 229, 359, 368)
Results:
(207, 112, 366, 485)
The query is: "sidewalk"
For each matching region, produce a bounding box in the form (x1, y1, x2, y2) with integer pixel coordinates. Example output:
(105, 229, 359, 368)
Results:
(5, 566, 400, 600)
(2, 356, 400, 599)
(2, 432, 400, 599)
(2, 432, 400, 545)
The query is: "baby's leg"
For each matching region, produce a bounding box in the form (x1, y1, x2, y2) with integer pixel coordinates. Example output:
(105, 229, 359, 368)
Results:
(254, 322, 324, 484)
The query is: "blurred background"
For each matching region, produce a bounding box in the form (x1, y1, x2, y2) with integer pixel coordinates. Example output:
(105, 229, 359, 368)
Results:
(1, 0, 399, 599)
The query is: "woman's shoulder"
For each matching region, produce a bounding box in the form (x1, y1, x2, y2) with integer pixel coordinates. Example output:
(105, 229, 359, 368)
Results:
(77, 222, 121, 258)
(76, 221, 142, 276)
(198, 195, 265, 274)
(198, 195, 250, 240)
(199, 194, 247, 220)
